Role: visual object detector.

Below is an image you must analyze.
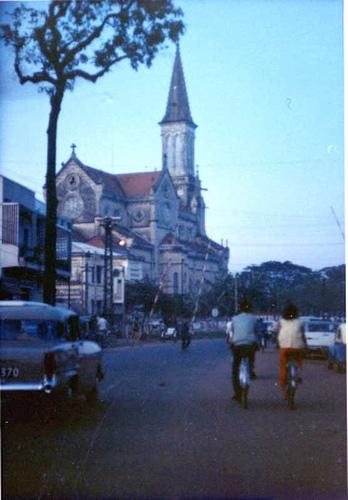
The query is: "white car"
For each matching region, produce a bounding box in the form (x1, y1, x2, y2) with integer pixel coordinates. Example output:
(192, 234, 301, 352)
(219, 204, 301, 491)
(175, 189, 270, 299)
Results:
(303, 320, 336, 358)
(161, 327, 177, 340)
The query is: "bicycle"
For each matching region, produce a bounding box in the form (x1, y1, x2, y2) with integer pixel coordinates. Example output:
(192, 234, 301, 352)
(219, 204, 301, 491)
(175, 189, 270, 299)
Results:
(285, 352, 299, 410)
(239, 355, 250, 409)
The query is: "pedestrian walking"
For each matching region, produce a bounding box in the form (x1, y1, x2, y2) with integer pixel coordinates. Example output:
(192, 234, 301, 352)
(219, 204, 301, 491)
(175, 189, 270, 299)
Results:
(181, 316, 191, 350)
(132, 315, 142, 342)
(328, 323, 346, 371)
(229, 299, 259, 402)
(96, 315, 109, 347)
(258, 318, 268, 350)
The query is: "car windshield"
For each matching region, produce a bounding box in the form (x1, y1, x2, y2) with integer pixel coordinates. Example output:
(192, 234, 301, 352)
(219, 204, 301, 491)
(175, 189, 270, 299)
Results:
(0, 319, 63, 341)
(307, 323, 332, 332)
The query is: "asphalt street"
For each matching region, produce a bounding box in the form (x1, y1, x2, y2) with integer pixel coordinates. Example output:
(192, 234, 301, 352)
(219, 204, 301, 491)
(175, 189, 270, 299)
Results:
(2, 338, 347, 500)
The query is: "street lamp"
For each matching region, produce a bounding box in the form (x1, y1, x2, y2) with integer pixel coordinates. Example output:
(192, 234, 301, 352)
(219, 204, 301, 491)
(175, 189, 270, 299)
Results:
(234, 273, 239, 314)
(95, 216, 120, 320)
(181, 258, 184, 295)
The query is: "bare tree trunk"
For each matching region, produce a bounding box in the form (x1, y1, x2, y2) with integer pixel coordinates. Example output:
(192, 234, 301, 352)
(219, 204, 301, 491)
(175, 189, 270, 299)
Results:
(43, 87, 64, 305)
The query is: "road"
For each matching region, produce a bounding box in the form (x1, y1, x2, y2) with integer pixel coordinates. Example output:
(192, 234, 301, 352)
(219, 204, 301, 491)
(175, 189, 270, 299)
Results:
(2, 338, 347, 499)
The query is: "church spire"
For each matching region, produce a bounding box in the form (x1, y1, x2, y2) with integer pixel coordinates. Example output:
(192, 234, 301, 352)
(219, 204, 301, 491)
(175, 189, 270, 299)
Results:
(160, 45, 196, 127)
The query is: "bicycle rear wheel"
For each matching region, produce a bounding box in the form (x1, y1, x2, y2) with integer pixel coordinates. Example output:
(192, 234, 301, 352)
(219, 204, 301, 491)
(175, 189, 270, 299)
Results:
(287, 386, 295, 410)
(241, 388, 248, 409)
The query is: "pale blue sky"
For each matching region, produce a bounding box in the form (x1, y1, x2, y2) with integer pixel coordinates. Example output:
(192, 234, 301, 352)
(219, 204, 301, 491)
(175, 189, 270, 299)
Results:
(0, 0, 344, 272)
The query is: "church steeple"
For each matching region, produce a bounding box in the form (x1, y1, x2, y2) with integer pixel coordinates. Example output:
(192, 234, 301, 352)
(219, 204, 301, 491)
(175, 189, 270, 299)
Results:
(160, 45, 196, 127)
(160, 45, 197, 182)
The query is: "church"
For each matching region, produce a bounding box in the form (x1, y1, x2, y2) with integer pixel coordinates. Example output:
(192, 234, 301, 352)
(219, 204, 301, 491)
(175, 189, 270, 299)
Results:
(56, 46, 229, 297)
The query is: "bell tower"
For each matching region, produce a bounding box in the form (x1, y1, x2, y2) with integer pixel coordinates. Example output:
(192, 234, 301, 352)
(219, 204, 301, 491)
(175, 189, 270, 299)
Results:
(159, 45, 197, 207)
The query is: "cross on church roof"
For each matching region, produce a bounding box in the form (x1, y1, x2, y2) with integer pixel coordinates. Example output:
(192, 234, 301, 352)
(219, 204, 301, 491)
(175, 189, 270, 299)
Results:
(71, 143, 77, 157)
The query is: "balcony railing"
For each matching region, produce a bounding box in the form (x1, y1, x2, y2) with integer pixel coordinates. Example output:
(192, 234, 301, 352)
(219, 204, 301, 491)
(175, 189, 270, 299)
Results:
(18, 246, 70, 274)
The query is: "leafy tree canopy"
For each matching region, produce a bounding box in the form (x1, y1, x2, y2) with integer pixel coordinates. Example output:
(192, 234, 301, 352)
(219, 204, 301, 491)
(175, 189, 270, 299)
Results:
(198, 262, 345, 317)
(1, 0, 184, 94)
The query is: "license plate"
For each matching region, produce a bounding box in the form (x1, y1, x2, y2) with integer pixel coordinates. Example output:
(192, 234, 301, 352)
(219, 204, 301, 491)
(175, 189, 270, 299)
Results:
(1, 367, 20, 379)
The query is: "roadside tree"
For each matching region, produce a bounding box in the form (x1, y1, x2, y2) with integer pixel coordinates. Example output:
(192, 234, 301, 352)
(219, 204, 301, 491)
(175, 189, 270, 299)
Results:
(0, 0, 184, 304)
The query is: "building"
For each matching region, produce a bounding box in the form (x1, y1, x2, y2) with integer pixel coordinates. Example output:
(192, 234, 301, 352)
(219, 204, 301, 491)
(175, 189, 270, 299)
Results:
(55, 47, 229, 296)
(56, 241, 125, 315)
(0, 175, 72, 300)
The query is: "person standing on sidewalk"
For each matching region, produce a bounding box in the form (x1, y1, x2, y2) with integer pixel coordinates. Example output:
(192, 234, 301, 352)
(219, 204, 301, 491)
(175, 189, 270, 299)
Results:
(229, 299, 259, 402)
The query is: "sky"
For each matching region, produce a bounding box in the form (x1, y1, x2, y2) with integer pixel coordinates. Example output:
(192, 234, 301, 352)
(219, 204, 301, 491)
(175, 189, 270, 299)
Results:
(0, 0, 345, 273)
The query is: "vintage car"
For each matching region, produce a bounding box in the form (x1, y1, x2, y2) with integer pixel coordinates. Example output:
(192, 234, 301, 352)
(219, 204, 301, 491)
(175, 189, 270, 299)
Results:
(0, 301, 103, 404)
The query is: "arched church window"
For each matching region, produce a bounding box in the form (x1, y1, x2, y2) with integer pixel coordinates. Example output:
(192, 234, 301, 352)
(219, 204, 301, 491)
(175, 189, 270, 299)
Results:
(171, 134, 178, 170)
(179, 132, 185, 166)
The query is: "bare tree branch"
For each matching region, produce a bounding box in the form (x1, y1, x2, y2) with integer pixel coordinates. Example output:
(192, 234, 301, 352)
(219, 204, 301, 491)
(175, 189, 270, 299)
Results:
(14, 54, 57, 85)
(65, 54, 129, 82)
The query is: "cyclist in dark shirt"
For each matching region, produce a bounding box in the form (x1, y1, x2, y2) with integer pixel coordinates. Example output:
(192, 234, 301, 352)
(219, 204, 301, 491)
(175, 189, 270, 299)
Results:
(229, 300, 259, 402)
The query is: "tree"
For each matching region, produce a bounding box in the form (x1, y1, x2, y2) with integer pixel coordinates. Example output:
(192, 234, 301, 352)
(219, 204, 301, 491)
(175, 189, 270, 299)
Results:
(1, 0, 184, 304)
(125, 279, 158, 315)
(200, 261, 345, 317)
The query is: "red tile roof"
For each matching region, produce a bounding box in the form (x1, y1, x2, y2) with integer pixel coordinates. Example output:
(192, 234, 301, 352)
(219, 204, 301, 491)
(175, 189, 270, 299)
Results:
(82, 165, 125, 197)
(116, 171, 161, 197)
(62, 155, 160, 198)
(71, 228, 88, 242)
(86, 236, 104, 248)
(86, 231, 153, 251)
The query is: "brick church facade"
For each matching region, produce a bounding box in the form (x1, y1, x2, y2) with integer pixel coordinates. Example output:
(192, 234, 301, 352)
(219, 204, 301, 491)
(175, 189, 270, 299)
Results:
(55, 46, 229, 296)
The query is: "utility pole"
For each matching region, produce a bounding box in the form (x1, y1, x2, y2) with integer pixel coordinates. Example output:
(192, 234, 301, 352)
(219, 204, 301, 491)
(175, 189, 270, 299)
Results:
(67, 277, 71, 309)
(181, 258, 184, 295)
(97, 216, 120, 322)
(84, 251, 91, 314)
(330, 206, 345, 242)
(234, 273, 238, 314)
(121, 266, 126, 337)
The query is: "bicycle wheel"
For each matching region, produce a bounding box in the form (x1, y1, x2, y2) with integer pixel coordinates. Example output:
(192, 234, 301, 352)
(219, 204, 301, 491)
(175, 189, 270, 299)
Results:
(239, 358, 250, 387)
(287, 386, 295, 410)
(241, 388, 248, 409)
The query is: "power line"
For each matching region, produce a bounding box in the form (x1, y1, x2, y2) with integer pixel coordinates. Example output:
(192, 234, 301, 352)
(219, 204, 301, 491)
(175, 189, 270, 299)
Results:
(228, 242, 344, 247)
(209, 207, 343, 220)
(209, 223, 340, 230)
(330, 205, 345, 242)
(202, 158, 342, 168)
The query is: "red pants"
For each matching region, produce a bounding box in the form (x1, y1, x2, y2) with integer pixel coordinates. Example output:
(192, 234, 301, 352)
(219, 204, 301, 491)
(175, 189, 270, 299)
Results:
(279, 348, 303, 386)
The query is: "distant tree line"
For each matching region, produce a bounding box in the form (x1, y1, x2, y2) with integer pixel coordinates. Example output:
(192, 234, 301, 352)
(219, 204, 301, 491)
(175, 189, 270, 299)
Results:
(198, 261, 346, 318)
(126, 261, 346, 321)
